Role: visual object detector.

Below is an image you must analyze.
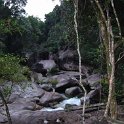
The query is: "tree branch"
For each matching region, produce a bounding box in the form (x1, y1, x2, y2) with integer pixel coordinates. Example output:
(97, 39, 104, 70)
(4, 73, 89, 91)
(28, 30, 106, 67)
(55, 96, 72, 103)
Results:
(110, 0, 122, 37)
(115, 51, 124, 64)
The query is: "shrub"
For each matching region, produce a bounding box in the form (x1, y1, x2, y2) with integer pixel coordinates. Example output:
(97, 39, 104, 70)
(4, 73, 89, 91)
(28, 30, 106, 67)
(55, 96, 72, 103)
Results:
(0, 54, 29, 83)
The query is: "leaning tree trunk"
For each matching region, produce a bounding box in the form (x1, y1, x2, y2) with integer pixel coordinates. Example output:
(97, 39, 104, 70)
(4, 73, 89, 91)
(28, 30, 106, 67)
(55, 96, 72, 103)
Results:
(90, 0, 118, 119)
(0, 88, 12, 124)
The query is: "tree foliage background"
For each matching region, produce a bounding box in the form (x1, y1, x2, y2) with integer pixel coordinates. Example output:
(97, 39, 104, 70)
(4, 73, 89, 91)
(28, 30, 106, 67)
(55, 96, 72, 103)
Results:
(0, 0, 124, 102)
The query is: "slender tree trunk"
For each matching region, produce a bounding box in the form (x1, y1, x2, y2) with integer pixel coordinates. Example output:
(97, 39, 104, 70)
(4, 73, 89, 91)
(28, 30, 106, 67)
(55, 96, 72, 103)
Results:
(90, 0, 117, 120)
(0, 88, 12, 124)
(73, 0, 87, 123)
(104, 42, 117, 119)
(104, 21, 117, 119)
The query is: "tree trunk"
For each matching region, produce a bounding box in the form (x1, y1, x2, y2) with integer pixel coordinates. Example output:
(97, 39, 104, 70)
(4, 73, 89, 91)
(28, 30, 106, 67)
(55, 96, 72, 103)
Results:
(0, 88, 12, 124)
(73, 0, 87, 123)
(90, 0, 117, 120)
(104, 24, 117, 119)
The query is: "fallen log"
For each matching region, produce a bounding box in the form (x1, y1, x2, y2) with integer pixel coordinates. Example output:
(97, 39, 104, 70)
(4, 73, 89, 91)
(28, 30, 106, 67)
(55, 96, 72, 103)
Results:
(108, 119, 124, 124)
(65, 103, 106, 112)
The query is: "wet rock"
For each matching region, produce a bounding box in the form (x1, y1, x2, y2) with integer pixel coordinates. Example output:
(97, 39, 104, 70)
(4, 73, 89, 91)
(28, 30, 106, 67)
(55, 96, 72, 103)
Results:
(81, 89, 100, 104)
(58, 71, 86, 79)
(21, 83, 45, 98)
(39, 84, 53, 92)
(61, 62, 92, 76)
(10, 110, 82, 124)
(31, 63, 47, 76)
(38, 60, 57, 71)
(58, 49, 93, 75)
(11, 110, 35, 124)
(32, 60, 57, 76)
(80, 96, 90, 105)
(56, 97, 81, 109)
(6, 97, 42, 113)
(5, 82, 45, 103)
(65, 87, 82, 97)
(8, 94, 22, 103)
(0, 98, 41, 121)
(88, 89, 100, 104)
(30, 72, 43, 82)
(81, 65, 92, 77)
(83, 74, 101, 90)
(55, 76, 78, 93)
(62, 62, 79, 71)
(91, 117, 108, 124)
(58, 50, 78, 71)
(0, 114, 8, 123)
(59, 49, 77, 61)
(3, 84, 23, 103)
(9, 101, 36, 112)
(39, 92, 64, 106)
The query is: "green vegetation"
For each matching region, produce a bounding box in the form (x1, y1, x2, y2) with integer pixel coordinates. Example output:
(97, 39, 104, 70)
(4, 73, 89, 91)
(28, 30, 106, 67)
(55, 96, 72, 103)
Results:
(0, 0, 124, 107)
(49, 79, 58, 86)
(48, 67, 59, 75)
(0, 54, 29, 83)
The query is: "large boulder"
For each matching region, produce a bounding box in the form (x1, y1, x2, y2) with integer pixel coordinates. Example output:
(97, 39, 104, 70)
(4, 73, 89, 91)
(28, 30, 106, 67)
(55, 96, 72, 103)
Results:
(83, 74, 102, 90)
(87, 89, 100, 104)
(58, 49, 93, 75)
(10, 110, 82, 124)
(81, 65, 92, 77)
(31, 63, 47, 76)
(26, 51, 49, 67)
(4, 83, 23, 103)
(59, 49, 77, 61)
(21, 83, 45, 98)
(6, 82, 45, 103)
(91, 117, 109, 124)
(39, 91, 64, 106)
(39, 84, 53, 92)
(8, 98, 38, 113)
(61, 63, 93, 76)
(0, 97, 42, 120)
(65, 86, 82, 97)
(32, 60, 57, 76)
(58, 50, 78, 70)
(81, 89, 100, 104)
(0, 114, 8, 123)
(38, 60, 57, 71)
(52, 74, 78, 93)
(30, 72, 43, 82)
(57, 71, 86, 79)
(9, 94, 22, 103)
(25, 52, 37, 67)
(62, 62, 79, 71)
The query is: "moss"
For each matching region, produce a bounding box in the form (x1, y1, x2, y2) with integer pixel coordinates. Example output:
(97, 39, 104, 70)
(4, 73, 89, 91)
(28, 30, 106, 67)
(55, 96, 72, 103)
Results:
(38, 80, 45, 84)
(49, 79, 58, 85)
(48, 67, 59, 75)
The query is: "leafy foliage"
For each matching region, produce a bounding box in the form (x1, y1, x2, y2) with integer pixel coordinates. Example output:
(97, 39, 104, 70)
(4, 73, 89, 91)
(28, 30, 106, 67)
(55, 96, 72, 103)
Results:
(4, 0, 27, 17)
(0, 54, 29, 83)
(0, 19, 21, 34)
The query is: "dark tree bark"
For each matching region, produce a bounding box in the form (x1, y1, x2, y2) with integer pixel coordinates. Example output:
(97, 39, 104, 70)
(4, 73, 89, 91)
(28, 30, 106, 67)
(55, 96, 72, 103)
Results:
(0, 87, 12, 124)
